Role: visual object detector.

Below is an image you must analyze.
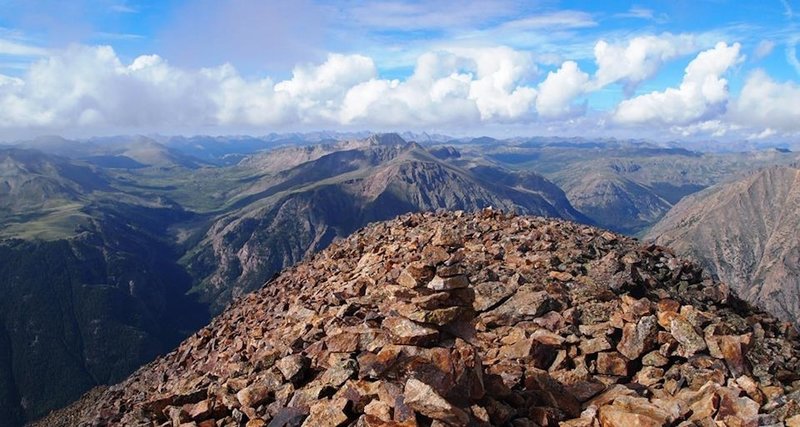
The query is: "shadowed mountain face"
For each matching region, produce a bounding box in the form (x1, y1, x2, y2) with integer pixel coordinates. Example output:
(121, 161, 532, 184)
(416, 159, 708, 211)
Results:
(647, 166, 800, 324)
(0, 203, 209, 425)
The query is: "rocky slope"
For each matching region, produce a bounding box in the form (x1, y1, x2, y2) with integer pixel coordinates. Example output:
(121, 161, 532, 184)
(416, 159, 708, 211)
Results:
(647, 165, 800, 325)
(47, 210, 800, 426)
(186, 137, 587, 311)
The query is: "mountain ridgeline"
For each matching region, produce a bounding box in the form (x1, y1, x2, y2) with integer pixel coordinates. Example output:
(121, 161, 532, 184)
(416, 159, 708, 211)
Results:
(184, 136, 588, 311)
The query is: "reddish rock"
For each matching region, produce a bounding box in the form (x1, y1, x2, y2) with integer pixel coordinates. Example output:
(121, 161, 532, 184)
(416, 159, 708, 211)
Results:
(531, 329, 565, 346)
(237, 384, 271, 410)
(382, 317, 439, 346)
(548, 271, 574, 282)
(634, 366, 664, 387)
(580, 337, 612, 355)
(326, 332, 361, 353)
(670, 316, 707, 357)
(302, 398, 349, 427)
(596, 352, 628, 376)
(472, 281, 517, 312)
(616, 315, 658, 360)
(481, 287, 559, 326)
(641, 350, 669, 367)
(427, 274, 469, 291)
(403, 378, 469, 425)
(276, 354, 308, 382)
(598, 402, 668, 427)
(186, 399, 214, 420)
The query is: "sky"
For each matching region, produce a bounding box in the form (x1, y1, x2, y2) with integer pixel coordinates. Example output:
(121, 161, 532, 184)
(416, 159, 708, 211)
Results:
(0, 0, 799, 141)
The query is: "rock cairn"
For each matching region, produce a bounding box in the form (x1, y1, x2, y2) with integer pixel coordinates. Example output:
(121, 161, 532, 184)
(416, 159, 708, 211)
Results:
(45, 210, 800, 426)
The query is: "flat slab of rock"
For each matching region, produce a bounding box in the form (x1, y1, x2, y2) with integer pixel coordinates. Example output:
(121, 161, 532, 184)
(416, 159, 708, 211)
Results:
(382, 317, 439, 346)
(404, 378, 469, 425)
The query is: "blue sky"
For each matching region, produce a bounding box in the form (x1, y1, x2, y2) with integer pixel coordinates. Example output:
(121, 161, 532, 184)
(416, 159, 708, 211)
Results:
(0, 0, 798, 140)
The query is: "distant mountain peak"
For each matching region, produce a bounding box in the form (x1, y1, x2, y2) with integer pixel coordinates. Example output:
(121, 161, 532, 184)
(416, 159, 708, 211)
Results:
(364, 132, 408, 146)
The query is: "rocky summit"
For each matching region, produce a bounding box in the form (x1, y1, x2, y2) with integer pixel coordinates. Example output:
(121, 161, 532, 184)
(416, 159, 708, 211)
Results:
(44, 210, 800, 427)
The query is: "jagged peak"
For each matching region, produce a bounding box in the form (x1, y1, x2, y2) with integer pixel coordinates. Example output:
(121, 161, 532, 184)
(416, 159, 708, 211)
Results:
(364, 132, 408, 147)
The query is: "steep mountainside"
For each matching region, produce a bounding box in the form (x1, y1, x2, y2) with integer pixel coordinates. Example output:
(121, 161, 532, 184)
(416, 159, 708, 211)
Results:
(185, 138, 587, 311)
(0, 201, 209, 425)
(48, 211, 800, 426)
(647, 165, 800, 324)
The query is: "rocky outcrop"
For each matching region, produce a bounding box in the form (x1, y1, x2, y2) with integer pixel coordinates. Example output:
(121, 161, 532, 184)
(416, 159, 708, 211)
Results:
(647, 166, 800, 325)
(39, 211, 800, 426)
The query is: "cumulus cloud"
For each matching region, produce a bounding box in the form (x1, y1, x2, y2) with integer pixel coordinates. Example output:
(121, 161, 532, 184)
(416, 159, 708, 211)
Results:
(590, 34, 696, 92)
(613, 42, 743, 126)
(669, 119, 738, 138)
(526, 33, 699, 120)
(340, 47, 538, 125)
(2, 40, 800, 139)
(732, 69, 800, 132)
(536, 61, 589, 118)
(0, 44, 542, 134)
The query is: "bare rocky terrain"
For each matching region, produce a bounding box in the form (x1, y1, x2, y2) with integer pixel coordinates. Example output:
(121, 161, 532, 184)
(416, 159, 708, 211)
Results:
(647, 165, 800, 325)
(42, 210, 800, 426)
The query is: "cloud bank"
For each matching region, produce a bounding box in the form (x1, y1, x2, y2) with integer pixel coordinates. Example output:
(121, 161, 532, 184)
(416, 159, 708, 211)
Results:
(0, 34, 799, 139)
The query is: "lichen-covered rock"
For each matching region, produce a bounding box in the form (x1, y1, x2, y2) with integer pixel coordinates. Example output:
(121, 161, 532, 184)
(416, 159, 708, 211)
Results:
(44, 211, 800, 427)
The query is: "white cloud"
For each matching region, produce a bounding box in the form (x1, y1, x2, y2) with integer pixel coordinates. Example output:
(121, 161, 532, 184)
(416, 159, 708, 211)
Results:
(786, 38, 800, 75)
(613, 42, 743, 126)
(2, 40, 799, 140)
(339, 47, 538, 125)
(536, 61, 589, 118)
(590, 34, 696, 91)
(747, 128, 777, 140)
(781, 0, 795, 18)
(613, 6, 669, 23)
(345, 1, 531, 31)
(498, 11, 597, 31)
(0, 39, 49, 56)
(669, 119, 737, 138)
(0, 44, 543, 134)
(754, 40, 776, 60)
(732, 69, 800, 132)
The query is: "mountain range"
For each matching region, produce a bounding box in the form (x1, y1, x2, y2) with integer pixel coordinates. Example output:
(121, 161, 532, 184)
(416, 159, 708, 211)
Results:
(0, 132, 798, 425)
